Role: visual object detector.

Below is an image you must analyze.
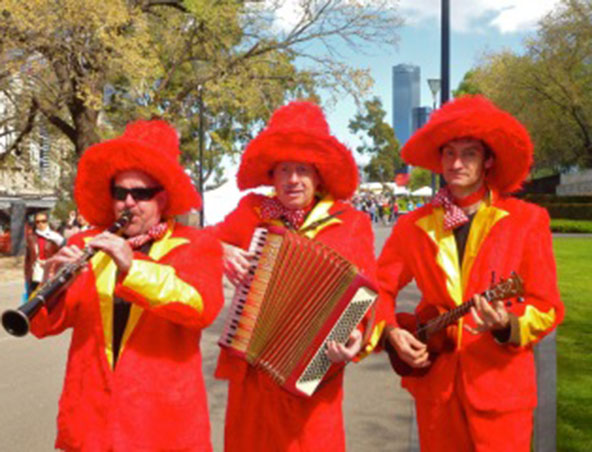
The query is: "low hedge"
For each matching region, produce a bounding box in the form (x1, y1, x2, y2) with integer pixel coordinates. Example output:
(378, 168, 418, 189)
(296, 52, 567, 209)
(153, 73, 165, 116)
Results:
(522, 194, 592, 204)
(550, 219, 592, 233)
(538, 203, 592, 220)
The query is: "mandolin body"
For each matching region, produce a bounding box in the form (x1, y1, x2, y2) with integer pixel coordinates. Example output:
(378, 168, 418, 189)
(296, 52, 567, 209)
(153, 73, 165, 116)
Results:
(385, 306, 457, 377)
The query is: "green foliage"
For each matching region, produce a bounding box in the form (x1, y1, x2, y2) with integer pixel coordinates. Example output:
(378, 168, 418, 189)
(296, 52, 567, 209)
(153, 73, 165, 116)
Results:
(521, 194, 592, 220)
(554, 238, 592, 451)
(550, 219, 592, 233)
(523, 194, 592, 204)
(452, 70, 482, 98)
(1, 0, 403, 201)
(541, 203, 592, 220)
(467, 0, 592, 171)
(348, 97, 402, 182)
(408, 167, 433, 192)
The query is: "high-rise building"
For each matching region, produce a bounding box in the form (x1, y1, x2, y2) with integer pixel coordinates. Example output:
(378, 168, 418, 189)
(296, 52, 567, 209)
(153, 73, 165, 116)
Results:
(392, 64, 420, 148)
(412, 106, 432, 133)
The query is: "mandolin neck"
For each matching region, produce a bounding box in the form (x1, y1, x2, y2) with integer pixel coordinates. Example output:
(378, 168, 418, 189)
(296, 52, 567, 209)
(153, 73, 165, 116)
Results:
(419, 288, 495, 337)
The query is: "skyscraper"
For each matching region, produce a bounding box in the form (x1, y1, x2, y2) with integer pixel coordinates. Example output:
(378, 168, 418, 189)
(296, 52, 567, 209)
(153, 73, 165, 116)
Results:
(412, 106, 432, 132)
(392, 64, 420, 147)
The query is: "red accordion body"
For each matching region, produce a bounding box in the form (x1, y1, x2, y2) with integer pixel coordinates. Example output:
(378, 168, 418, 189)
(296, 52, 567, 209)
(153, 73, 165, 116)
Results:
(218, 226, 377, 397)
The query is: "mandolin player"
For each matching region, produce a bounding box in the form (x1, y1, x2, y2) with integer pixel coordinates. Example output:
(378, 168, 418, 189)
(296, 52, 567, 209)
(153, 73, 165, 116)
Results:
(377, 95, 564, 451)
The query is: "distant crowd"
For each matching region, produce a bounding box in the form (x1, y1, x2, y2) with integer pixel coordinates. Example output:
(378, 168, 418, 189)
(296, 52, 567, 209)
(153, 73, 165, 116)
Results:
(352, 191, 429, 226)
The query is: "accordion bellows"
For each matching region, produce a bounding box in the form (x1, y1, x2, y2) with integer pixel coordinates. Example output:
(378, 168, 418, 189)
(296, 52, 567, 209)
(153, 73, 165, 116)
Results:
(218, 226, 377, 397)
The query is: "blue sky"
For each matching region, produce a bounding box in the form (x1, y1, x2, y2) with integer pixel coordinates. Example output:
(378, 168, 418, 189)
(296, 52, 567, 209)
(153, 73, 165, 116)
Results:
(306, 0, 562, 155)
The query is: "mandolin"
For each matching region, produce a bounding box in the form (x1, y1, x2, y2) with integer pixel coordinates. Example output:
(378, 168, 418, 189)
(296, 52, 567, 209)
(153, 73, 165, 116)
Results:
(384, 272, 524, 377)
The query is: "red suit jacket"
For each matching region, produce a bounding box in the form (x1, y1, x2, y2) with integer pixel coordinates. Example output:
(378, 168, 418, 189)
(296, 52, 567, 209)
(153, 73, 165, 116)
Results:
(377, 194, 564, 411)
(212, 193, 381, 452)
(31, 221, 224, 451)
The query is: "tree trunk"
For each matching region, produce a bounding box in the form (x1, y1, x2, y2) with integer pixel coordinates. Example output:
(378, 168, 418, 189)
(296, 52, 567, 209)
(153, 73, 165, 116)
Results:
(69, 98, 100, 156)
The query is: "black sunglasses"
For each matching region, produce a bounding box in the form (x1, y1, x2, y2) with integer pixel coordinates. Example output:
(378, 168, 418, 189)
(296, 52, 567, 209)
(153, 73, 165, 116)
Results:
(110, 185, 164, 201)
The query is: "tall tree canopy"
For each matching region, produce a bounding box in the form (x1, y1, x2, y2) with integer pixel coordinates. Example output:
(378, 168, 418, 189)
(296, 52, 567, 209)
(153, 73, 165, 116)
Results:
(464, 0, 592, 172)
(1, 0, 403, 189)
(348, 96, 403, 182)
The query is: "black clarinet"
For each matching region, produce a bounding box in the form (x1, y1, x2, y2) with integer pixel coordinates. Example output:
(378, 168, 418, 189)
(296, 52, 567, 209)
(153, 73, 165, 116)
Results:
(1, 210, 132, 337)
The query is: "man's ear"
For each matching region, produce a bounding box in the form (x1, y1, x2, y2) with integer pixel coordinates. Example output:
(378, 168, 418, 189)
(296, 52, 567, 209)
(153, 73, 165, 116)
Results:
(484, 156, 494, 170)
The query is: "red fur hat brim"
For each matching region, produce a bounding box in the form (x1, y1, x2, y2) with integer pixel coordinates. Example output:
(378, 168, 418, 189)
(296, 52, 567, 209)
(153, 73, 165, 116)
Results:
(237, 131, 358, 200)
(401, 95, 533, 193)
(75, 138, 201, 227)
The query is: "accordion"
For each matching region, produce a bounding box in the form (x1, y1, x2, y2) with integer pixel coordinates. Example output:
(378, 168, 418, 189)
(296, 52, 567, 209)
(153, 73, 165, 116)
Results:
(218, 226, 377, 397)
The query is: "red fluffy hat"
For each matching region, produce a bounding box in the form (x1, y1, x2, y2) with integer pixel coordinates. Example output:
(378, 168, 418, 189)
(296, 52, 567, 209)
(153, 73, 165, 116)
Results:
(237, 101, 358, 200)
(74, 120, 201, 227)
(401, 95, 534, 193)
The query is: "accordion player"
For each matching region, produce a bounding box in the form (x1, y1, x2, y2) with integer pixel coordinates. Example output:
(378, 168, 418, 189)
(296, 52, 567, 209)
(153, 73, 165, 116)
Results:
(218, 225, 378, 397)
(212, 101, 384, 452)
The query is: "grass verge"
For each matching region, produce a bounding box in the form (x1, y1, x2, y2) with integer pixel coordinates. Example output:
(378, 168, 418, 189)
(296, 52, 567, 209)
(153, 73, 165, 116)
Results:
(554, 237, 592, 451)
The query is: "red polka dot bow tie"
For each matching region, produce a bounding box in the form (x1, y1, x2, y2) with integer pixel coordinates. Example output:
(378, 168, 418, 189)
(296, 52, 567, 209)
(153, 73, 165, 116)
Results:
(260, 197, 308, 230)
(432, 185, 487, 230)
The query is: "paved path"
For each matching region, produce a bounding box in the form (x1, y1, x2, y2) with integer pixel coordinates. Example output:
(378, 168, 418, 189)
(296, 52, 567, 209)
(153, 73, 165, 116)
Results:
(0, 225, 418, 452)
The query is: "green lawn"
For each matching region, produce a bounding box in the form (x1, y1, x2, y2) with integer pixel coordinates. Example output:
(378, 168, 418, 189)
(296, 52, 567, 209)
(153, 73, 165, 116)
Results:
(554, 237, 592, 451)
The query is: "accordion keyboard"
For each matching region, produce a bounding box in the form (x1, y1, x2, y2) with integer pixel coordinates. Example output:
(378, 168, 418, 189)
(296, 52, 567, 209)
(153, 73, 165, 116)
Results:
(219, 227, 269, 350)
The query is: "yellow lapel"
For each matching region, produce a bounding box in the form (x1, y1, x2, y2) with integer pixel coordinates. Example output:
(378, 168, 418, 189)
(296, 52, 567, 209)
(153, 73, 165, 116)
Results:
(416, 208, 463, 306)
(90, 248, 118, 369)
(460, 201, 509, 295)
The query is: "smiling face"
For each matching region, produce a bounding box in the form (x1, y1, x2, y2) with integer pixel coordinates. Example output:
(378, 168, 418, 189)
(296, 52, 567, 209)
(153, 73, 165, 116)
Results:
(272, 161, 321, 210)
(441, 138, 494, 198)
(111, 170, 168, 237)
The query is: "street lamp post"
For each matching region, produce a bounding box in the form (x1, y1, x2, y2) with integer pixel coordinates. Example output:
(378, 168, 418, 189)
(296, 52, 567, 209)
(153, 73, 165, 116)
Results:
(441, 0, 450, 106)
(197, 84, 205, 228)
(427, 78, 441, 195)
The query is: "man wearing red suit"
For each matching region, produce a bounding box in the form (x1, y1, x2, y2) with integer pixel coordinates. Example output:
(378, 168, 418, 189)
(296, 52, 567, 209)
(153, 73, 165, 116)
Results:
(378, 95, 564, 451)
(31, 120, 224, 451)
(213, 101, 383, 451)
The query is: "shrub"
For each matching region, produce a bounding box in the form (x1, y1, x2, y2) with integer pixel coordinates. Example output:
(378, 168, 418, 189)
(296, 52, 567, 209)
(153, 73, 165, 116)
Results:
(550, 219, 592, 233)
(539, 203, 592, 220)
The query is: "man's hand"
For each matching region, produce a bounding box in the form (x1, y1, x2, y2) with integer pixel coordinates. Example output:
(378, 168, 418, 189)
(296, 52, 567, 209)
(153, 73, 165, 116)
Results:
(326, 329, 363, 363)
(466, 294, 510, 335)
(43, 244, 85, 281)
(386, 326, 431, 369)
(88, 232, 133, 274)
(222, 243, 254, 287)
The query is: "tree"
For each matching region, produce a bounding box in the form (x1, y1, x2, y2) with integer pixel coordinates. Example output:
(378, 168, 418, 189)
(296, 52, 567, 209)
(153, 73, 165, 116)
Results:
(0, 0, 162, 156)
(408, 167, 432, 192)
(348, 97, 403, 182)
(452, 70, 481, 98)
(1, 0, 403, 191)
(467, 0, 592, 171)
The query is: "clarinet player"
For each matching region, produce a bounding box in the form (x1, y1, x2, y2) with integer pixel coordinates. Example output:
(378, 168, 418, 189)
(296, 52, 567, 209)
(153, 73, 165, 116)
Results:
(30, 120, 224, 451)
(211, 101, 386, 452)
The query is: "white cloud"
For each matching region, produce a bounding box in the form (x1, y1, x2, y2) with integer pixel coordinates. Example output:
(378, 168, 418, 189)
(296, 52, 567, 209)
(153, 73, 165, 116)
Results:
(398, 0, 560, 34)
(252, 0, 562, 36)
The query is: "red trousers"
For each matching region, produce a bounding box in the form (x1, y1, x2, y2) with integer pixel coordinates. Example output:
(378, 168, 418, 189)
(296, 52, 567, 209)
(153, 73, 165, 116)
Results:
(414, 378, 533, 452)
